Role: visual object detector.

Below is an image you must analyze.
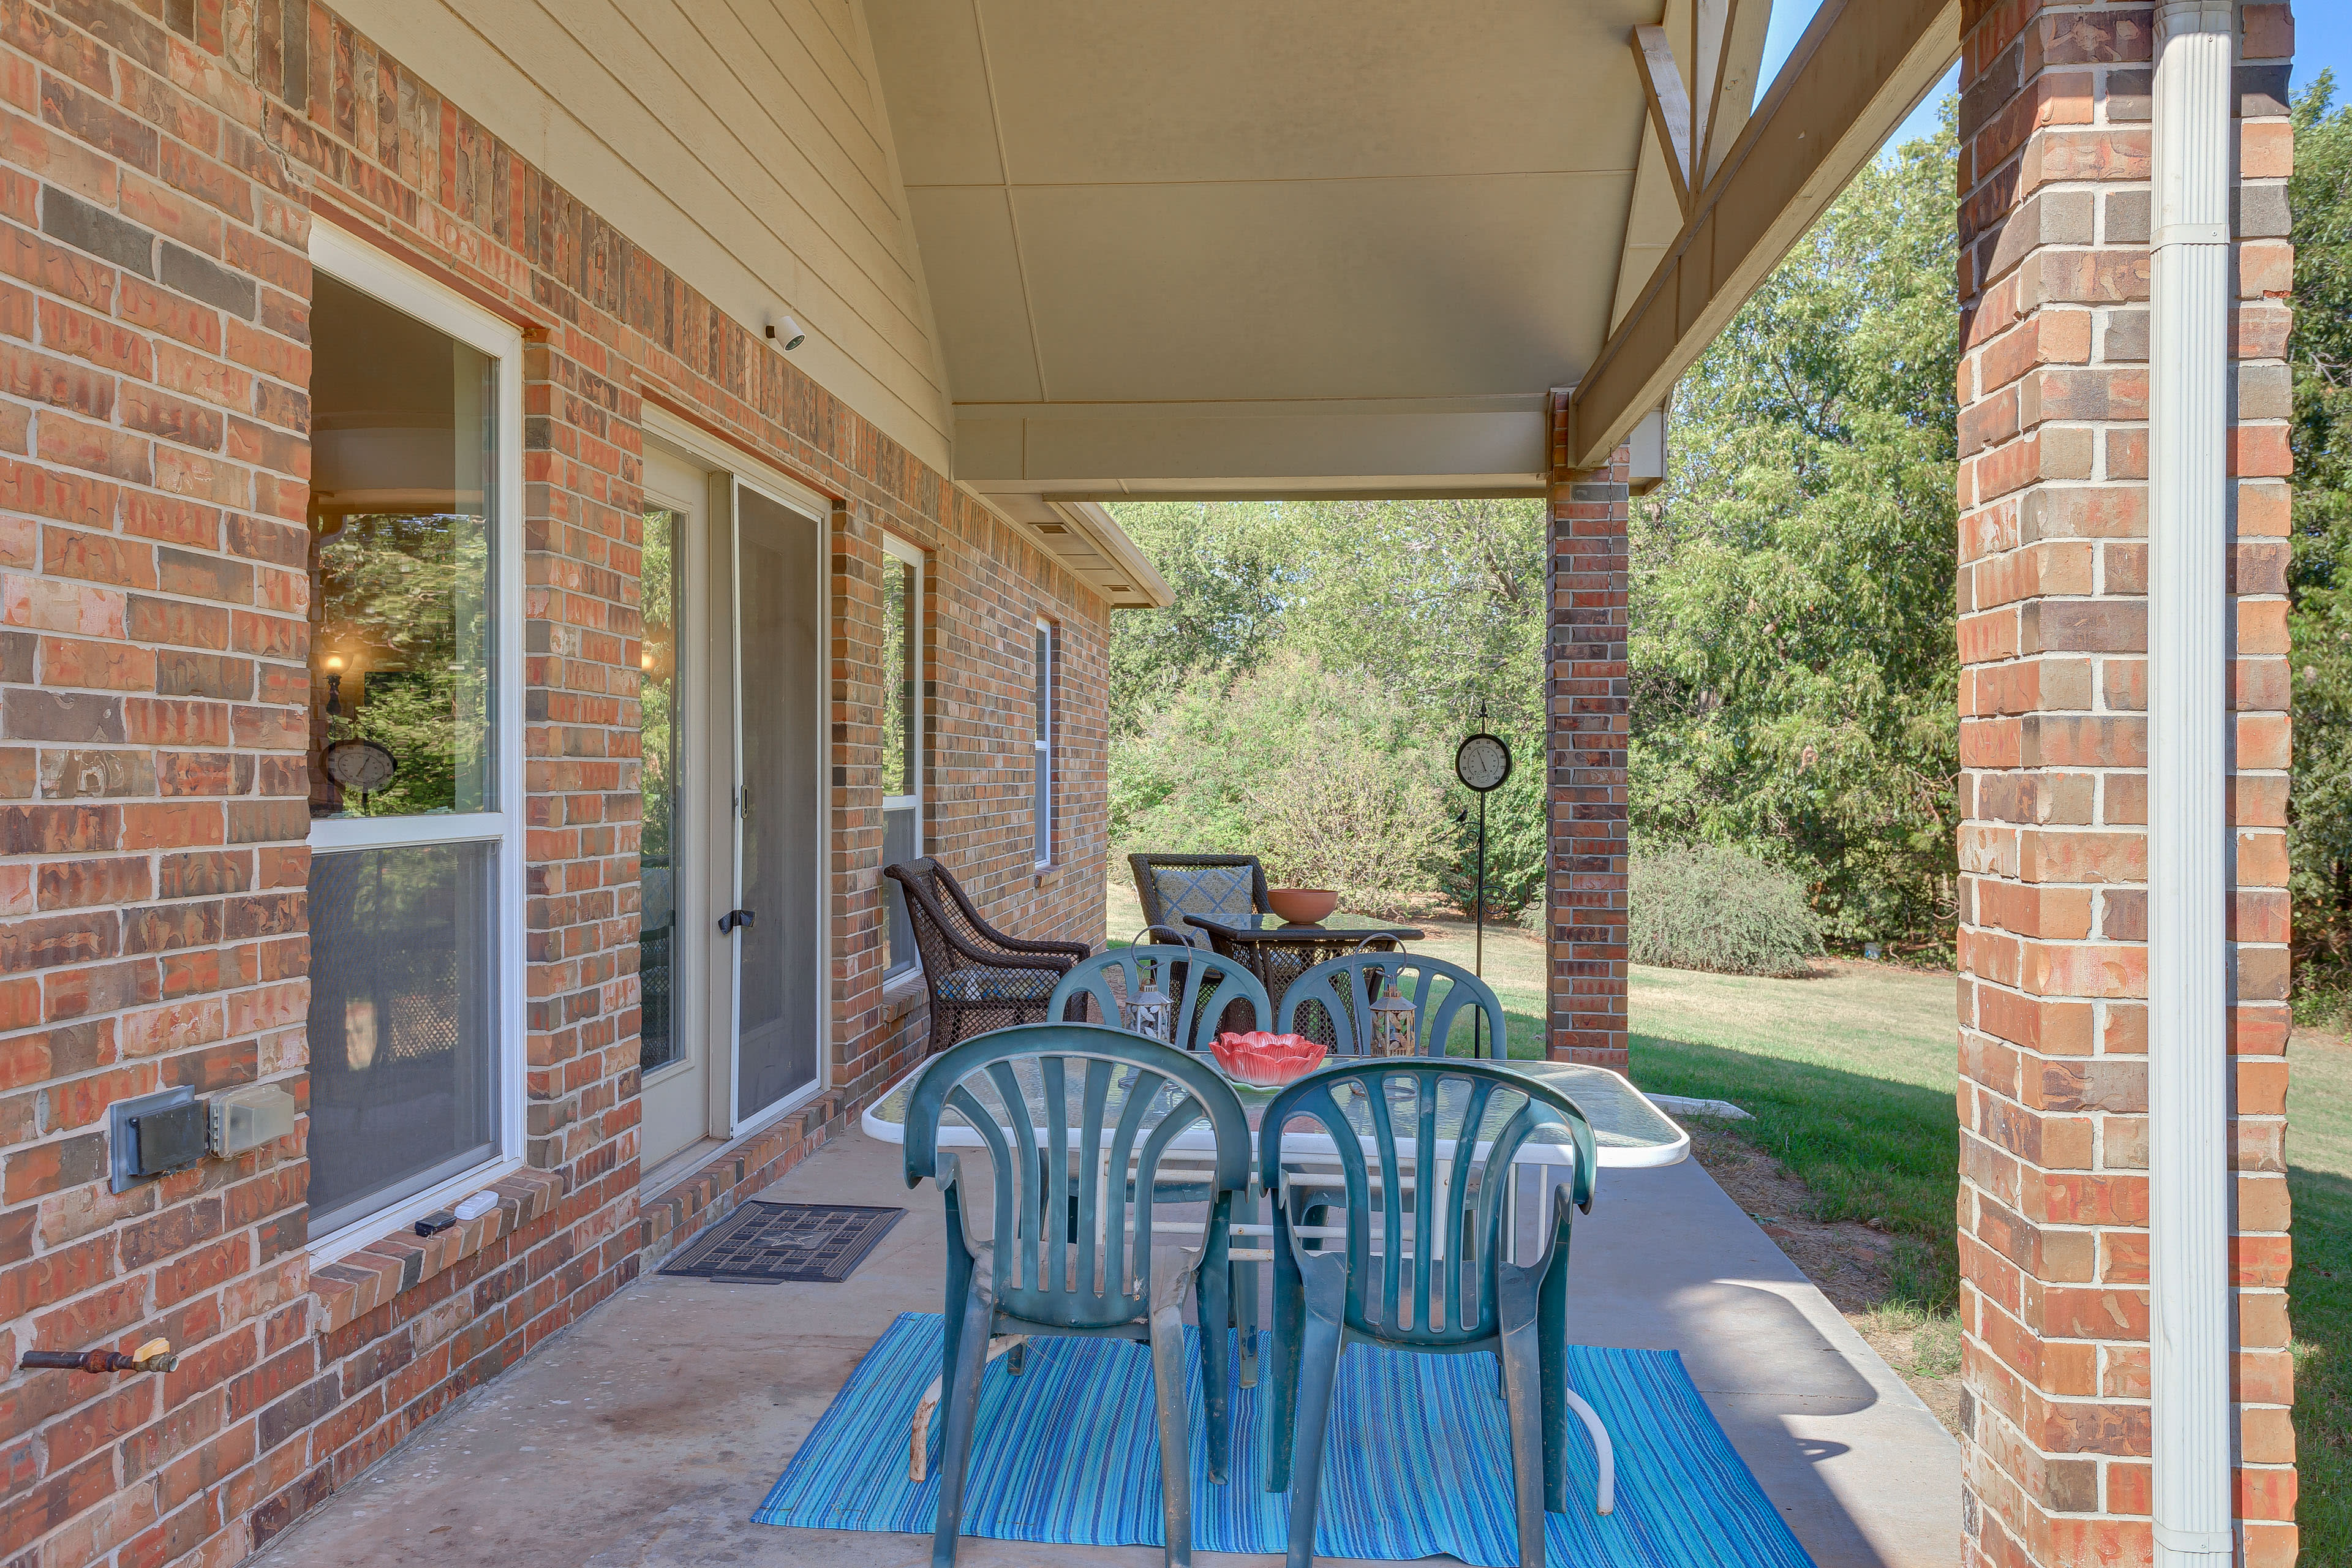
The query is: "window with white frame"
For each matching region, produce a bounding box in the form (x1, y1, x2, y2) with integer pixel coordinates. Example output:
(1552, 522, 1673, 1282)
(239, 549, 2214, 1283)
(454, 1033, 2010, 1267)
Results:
(303, 228, 524, 1246)
(881, 538, 922, 978)
(1033, 620, 1054, 868)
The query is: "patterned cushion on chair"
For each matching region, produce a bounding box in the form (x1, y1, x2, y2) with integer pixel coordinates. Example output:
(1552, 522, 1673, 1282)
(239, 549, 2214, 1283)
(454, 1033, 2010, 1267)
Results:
(1150, 864, 1257, 923)
(937, 967, 1060, 1004)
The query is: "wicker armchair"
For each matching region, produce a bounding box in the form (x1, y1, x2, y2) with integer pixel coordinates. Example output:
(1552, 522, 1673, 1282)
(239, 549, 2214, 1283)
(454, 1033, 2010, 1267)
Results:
(1131, 851, 1401, 1028)
(1128, 853, 1272, 948)
(884, 858, 1090, 1052)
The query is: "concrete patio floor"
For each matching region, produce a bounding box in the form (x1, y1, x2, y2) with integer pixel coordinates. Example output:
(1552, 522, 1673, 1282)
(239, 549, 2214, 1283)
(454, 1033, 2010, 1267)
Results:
(254, 1126, 1960, 1568)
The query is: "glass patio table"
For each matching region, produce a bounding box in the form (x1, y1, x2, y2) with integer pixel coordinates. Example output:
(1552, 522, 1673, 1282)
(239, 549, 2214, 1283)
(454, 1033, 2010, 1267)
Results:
(861, 1054, 1691, 1172)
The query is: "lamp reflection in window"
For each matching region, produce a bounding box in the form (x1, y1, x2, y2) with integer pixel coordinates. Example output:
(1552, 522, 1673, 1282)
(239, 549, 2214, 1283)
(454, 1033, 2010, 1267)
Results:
(344, 997, 379, 1071)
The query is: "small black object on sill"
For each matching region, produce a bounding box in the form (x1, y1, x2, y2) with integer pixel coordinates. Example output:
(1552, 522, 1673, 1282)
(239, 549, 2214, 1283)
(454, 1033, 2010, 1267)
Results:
(416, 1210, 458, 1237)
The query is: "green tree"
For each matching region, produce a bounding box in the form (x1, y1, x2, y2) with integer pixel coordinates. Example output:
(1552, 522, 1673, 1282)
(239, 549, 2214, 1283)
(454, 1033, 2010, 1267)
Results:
(315, 511, 492, 817)
(1109, 650, 1455, 915)
(1281, 499, 1550, 914)
(1107, 502, 1290, 737)
(1632, 110, 1961, 951)
(2288, 73, 2352, 1003)
(1107, 499, 1551, 913)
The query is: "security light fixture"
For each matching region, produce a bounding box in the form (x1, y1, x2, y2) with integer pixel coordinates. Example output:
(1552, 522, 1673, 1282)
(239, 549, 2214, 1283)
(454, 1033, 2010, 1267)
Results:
(766, 315, 807, 350)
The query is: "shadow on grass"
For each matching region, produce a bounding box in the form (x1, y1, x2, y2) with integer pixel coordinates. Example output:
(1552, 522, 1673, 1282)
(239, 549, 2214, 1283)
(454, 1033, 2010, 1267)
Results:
(1627, 1033, 1962, 1313)
(2291, 1163, 2351, 1561)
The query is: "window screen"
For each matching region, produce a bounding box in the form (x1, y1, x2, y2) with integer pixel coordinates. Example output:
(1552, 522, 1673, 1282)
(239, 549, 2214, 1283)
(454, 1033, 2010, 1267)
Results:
(883, 548, 921, 976)
(1033, 624, 1052, 867)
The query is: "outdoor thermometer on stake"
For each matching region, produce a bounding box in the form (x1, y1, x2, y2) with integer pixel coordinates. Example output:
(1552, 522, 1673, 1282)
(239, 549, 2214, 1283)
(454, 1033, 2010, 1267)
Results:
(1455, 716, 1511, 1058)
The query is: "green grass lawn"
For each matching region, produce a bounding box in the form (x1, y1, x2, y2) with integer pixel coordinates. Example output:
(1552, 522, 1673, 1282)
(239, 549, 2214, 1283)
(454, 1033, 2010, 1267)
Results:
(1623, 963, 1962, 1309)
(1103, 880, 2347, 1540)
(2291, 1030, 2352, 1562)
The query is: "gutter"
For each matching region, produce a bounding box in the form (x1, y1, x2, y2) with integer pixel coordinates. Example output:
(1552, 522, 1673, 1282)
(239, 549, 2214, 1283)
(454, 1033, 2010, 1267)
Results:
(2146, 3, 2236, 1563)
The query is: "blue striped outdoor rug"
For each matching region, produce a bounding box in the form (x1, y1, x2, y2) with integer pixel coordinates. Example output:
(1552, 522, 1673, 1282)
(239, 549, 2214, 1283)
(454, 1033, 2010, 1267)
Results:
(754, 1312, 1815, 1567)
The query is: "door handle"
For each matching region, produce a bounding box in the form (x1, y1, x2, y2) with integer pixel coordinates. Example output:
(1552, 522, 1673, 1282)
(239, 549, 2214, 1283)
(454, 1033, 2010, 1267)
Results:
(718, 909, 756, 935)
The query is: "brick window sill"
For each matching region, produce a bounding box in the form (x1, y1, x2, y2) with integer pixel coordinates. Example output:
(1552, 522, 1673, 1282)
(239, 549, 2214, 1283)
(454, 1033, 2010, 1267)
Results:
(309, 1169, 564, 1333)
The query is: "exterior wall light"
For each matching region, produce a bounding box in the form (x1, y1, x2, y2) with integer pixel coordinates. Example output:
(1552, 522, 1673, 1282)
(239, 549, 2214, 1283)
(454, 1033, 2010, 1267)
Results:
(766, 314, 806, 350)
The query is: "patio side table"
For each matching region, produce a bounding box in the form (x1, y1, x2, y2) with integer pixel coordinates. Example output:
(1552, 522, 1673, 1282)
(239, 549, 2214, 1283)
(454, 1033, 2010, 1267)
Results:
(1180, 912, 1424, 1041)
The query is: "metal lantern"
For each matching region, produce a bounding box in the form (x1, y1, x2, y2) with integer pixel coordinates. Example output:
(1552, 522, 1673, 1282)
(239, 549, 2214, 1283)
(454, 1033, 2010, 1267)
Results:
(1123, 930, 1177, 1042)
(1367, 968, 1418, 1058)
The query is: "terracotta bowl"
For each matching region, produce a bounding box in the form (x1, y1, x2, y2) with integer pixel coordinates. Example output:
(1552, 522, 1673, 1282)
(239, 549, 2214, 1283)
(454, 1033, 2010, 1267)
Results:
(1266, 887, 1339, 925)
(1211, 1031, 1329, 1090)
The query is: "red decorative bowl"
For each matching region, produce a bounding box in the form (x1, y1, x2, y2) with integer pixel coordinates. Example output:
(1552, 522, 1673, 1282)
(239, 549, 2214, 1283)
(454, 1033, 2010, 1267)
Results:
(1212, 1031, 1328, 1089)
(1266, 887, 1338, 925)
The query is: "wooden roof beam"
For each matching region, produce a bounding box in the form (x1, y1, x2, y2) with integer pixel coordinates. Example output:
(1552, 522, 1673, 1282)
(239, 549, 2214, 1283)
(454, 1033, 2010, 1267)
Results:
(1629, 24, 1694, 215)
(1570, 0, 1959, 470)
(1692, 0, 1741, 189)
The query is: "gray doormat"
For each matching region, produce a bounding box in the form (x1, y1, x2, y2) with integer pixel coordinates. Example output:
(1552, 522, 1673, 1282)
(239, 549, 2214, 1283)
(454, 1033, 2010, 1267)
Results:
(660, 1201, 906, 1283)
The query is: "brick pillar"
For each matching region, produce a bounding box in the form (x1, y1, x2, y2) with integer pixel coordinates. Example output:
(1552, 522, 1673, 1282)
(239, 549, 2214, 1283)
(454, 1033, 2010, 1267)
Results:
(1544, 393, 1629, 1068)
(1953, 4, 2297, 1562)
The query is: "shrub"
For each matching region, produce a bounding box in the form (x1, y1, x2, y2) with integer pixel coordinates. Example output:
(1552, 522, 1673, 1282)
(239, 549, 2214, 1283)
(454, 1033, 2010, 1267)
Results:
(1631, 844, 1823, 976)
(1112, 651, 1453, 917)
(1253, 745, 1453, 919)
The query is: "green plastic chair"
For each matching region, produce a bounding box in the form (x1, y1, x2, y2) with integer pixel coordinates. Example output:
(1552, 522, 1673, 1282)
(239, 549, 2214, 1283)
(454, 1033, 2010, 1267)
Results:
(902, 1023, 1253, 1568)
(1261, 1059, 1600, 1568)
(1047, 944, 1272, 1052)
(1275, 952, 1508, 1058)
(1050, 946, 1276, 1384)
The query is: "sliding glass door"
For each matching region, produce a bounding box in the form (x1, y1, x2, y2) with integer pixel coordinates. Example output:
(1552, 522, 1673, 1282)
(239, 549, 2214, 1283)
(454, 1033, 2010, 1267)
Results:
(636, 443, 826, 1170)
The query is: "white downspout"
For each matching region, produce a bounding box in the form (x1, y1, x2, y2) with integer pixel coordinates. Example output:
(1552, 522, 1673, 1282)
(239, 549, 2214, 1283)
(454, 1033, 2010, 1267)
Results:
(2147, 3, 2235, 1565)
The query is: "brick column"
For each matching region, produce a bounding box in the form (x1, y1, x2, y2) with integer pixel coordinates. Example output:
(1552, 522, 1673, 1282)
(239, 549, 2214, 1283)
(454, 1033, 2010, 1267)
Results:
(1953, 3, 2296, 1562)
(1544, 393, 1629, 1068)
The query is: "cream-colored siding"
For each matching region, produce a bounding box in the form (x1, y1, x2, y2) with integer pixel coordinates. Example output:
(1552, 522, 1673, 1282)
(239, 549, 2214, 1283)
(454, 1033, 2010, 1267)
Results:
(341, 0, 953, 471)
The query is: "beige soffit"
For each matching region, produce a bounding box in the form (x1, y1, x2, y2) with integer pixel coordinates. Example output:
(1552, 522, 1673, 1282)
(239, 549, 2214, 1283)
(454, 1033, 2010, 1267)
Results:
(865, 0, 1769, 499)
(336, 0, 957, 474)
(965, 488, 1174, 609)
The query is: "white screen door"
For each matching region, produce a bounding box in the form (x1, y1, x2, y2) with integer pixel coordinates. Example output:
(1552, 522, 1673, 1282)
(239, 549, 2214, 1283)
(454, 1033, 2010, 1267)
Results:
(728, 482, 823, 1123)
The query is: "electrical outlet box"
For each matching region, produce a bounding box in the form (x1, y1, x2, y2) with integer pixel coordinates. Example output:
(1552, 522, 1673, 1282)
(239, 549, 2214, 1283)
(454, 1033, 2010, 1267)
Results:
(109, 1087, 202, 1193)
(209, 1084, 297, 1156)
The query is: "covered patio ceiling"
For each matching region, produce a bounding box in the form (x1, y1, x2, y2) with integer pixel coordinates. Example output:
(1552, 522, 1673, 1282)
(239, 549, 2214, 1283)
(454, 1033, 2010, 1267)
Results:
(865, 0, 1958, 505)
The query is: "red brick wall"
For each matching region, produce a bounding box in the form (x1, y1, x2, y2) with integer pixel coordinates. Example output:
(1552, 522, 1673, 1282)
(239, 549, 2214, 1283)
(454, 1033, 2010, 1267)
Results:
(1953, 2, 2297, 1562)
(0, 3, 1112, 1565)
(1543, 399, 1630, 1069)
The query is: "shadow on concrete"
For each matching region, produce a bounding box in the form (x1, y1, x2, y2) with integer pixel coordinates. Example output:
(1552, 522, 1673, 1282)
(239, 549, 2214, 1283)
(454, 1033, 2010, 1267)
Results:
(254, 1129, 1961, 1568)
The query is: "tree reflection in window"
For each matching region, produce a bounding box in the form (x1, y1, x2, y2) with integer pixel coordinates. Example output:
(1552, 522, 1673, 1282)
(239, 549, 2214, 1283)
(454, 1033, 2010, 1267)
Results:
(640, 507, 680, 1072)
(309, 513, 491, 815)
(307, 270, 497, 818)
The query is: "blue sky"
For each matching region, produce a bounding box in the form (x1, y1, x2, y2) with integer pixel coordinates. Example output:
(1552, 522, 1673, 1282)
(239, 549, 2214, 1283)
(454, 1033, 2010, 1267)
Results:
(1751, 0, 2352, 157)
